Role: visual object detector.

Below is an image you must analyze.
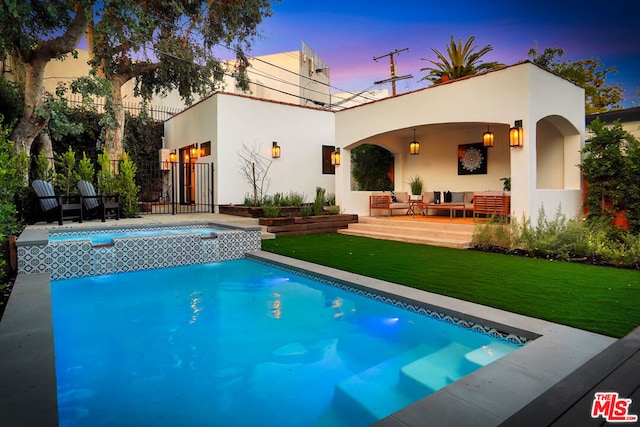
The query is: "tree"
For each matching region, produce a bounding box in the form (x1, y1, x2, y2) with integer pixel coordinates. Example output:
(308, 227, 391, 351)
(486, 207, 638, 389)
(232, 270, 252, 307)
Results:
(0, 0, 94, 155)
(528, 47, 623, 114)
(238, 144, 272, 205)
(420, 35, 504, 84)
(351, 144, 393, 191)
(580, 118, 640, 232)
(86, 0, 274, 160)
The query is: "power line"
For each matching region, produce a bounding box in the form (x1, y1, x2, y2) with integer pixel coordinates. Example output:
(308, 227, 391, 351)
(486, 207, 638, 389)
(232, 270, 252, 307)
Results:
(134, 11, 381, 105)
(373, 48, 413, 96)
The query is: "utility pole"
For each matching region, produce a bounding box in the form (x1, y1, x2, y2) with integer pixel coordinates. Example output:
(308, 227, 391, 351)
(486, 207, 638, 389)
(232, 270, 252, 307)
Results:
(373, 48, 413, 96)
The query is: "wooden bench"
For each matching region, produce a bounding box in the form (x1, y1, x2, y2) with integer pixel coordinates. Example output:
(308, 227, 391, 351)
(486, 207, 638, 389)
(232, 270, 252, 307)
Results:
(473, 193, 510, 219)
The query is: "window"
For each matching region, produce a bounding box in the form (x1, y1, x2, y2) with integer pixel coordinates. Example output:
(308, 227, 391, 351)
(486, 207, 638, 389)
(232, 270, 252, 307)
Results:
(200, 141, 211, 157)
(322, 145, 335, 175)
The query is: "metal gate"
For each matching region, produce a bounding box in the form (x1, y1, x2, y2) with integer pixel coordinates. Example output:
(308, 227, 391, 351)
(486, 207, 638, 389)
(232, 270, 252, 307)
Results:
(137, 160, 214, 215)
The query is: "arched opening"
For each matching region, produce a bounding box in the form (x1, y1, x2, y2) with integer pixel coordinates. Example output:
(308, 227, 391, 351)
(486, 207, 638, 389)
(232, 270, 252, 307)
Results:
(350, 144, 394, 191)
(536, 116, 581, 190)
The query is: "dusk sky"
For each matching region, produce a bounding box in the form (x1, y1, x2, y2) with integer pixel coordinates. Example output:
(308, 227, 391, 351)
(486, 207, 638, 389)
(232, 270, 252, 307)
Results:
(246, 0, 640, 107)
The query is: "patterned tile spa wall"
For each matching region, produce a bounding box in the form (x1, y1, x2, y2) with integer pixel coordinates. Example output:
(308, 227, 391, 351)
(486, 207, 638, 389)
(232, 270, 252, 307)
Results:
(17, 229, 261, 280)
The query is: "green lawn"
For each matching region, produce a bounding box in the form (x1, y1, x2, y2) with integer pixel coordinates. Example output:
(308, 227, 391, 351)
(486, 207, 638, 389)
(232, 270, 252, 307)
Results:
(262, 234, 640, 338)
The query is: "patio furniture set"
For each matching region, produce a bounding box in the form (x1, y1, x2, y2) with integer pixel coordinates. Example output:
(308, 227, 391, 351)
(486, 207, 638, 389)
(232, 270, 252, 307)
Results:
(32, 180, 120, 225)
(369, 191, 510, 220)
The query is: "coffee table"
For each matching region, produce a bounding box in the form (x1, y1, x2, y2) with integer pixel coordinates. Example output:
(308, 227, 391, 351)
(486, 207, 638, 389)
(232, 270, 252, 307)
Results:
(422, 203, 467, 219)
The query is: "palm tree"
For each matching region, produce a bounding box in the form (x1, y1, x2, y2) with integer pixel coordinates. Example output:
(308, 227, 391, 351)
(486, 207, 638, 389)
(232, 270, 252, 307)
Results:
(420, 35, 504, 83)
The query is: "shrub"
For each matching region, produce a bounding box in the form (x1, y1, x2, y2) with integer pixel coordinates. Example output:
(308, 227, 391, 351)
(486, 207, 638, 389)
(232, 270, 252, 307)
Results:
(325, 205, 340, 215)
(272, 192, 285, 206)
(262, 205, 280, 218)
(54, 146, 80, 196)
(0, 117, 27, 236)
(471, 215, 513, 249)
(300, 205, 312, 217)
(287, 191, 305, 206)
(97, 151, 116, 195)
(116, 153, 140, 218)
(34, 151, 54, 181)
(77, 152, 95, 183)
(325, 192, 336, 206)
(313, 187, 326, 216)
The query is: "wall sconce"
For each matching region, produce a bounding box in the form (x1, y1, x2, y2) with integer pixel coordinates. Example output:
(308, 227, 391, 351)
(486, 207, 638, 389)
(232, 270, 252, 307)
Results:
(271, 141, 281, 158)
(483, 125, 495, 147)
(331, 147, 341, 166)
(189, 145, 199, 159)
(169, 150, 177, 162)
(509, 120, 523, 147)
(409, 129, 420, 155)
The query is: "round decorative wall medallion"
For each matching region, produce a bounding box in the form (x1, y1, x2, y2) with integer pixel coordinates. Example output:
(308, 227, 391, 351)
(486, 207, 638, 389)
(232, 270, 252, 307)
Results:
(461, 146, 484, 172)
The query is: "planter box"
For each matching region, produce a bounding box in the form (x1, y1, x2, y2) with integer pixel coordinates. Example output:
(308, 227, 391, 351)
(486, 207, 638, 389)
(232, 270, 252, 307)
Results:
(258, 214, 358, 236)
(219, 205, 263, 217)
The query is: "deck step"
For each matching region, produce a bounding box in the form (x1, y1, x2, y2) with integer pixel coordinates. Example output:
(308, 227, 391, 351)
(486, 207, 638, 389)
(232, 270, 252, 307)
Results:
(338, 216, 475, 249)
(339, 216, 475, 249)
(333, 344, 441, 425)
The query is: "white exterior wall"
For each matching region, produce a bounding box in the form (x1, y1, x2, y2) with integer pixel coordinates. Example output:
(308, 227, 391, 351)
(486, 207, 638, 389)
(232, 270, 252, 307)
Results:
(164, 93, 335, 208)
(526, 65, 585, 222)
(335, 63, 585, 223)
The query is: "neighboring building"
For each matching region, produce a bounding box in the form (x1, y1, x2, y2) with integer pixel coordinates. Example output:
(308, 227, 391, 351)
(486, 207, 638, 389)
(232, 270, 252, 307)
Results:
(123, 41, 335, 112)
(165, 61, 586, 224)
(0, 50, 92, 94)
(586, 106, 640, 139)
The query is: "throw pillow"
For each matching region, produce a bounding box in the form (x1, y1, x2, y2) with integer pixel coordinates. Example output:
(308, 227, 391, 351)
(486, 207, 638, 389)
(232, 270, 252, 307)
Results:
(444, 191, 452, 203)
(423, 192, 434, 203)
(451, 192, 465, 203)
(390, 191, 397, 203)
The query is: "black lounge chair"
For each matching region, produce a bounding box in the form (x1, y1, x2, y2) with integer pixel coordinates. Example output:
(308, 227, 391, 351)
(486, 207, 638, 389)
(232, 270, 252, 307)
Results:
(32, 179, 83, 225)
(77, 180, 120, 222)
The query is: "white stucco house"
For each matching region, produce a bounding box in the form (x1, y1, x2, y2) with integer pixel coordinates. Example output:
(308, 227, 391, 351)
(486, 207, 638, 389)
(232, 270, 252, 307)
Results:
(164, 61, 585, 224)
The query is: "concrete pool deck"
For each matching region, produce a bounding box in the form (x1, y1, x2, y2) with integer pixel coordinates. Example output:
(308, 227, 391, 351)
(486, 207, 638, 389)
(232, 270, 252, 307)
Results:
(0, 214, 632, 426)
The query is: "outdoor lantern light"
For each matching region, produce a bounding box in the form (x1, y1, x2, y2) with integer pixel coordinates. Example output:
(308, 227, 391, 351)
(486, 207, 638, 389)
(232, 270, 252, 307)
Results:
(271, 141, 281, 158)
(409, 129, 420, 155)
(483, 125, 495, 147)
(169, 150, 177, 162)
(510, 120, 523, 147)
(190, 145, 199, 159)
(331, 147, 341, 166)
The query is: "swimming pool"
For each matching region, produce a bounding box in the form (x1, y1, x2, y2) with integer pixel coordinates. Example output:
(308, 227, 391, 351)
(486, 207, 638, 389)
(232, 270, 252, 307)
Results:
(48, 225, 226, 245)
(51, 259, 524, 427)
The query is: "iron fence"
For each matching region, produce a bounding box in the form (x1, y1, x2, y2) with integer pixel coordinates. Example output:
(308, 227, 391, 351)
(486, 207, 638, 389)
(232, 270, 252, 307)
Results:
(37, 158, 214, 215)
(137, 160, 214, 215)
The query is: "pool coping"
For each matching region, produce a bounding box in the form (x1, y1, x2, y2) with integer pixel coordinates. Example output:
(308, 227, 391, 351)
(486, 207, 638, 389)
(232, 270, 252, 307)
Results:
(0, 250, 616, 427)
(15, 221, 262, 247)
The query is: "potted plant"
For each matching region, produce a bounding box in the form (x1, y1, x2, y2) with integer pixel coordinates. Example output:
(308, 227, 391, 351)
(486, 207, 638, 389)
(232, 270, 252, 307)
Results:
(407, 176, 423, 199)
(500, 177, 511, 193)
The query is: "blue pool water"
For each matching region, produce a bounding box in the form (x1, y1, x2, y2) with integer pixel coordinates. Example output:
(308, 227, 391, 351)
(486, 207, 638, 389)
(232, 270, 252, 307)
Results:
(49, 226, 224, 245)
(51, 260, 522, 427)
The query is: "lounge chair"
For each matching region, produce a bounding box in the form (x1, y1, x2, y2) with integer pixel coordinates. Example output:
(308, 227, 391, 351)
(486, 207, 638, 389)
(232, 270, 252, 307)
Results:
(77, 180, 120, 222)
(32, 179, 83, 225)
